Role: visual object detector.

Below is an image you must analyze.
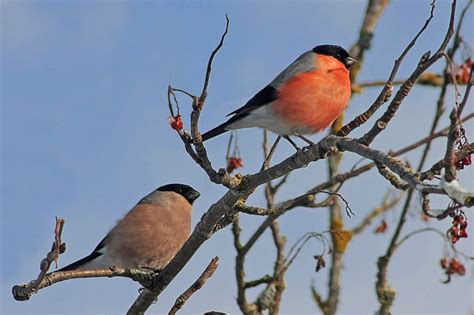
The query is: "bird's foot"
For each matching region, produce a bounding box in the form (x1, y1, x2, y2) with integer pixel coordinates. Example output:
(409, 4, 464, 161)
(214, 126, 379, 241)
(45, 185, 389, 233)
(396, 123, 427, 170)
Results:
(138, 265, 162, 274)
(296, 134, 315, 146)
(283, 136, 302, 152)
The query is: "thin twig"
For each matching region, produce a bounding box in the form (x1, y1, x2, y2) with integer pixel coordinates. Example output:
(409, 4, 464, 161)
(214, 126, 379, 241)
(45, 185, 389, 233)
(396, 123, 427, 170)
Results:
(376, 2, 462, 313)
(168, 257, 219, 315)
(444, 66, 473, 182)
(338, 0, 438, 137)
(13, 217, 67, 301)
(261, 135, 281, 171)
(14, 268, 155, 302)
(395, 227, 446, 249)
(360, 0, 457, 145)
(200, 15, 230, 104)
(244, 275, 274, 289)
(12, 218, 155, 302)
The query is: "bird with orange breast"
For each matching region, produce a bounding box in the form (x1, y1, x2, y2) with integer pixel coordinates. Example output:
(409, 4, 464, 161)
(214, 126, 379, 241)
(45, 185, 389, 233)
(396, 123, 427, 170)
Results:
(201, 45, 356, 147)
(55, 184, 200, 272)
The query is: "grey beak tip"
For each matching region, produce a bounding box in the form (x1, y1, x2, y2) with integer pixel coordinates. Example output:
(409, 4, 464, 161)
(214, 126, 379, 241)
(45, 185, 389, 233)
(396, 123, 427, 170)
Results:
(346, 57, 357, 66)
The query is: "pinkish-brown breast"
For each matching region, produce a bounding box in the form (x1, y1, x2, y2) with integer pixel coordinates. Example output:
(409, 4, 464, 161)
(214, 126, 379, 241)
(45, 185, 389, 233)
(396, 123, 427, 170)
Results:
(105, 193, 192, 270)
(272, 54, 351, 133)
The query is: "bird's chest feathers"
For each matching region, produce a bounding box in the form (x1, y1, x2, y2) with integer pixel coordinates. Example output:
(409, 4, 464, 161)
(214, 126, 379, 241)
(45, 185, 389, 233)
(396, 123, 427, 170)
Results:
(273, 66, 351, 133)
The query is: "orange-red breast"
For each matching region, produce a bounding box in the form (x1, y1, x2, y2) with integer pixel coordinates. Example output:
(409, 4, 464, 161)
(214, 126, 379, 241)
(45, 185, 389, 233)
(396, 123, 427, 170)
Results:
(201, 45, 356, 142)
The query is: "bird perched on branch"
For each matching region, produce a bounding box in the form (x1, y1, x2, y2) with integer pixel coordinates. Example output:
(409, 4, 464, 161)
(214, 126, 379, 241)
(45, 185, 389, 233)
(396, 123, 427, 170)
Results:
(56, 183, 200, 272)
(201, 45, 356, 147)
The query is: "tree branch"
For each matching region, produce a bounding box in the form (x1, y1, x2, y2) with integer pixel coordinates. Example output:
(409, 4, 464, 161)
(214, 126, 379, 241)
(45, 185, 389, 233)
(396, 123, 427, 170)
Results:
(168, 257, 219, 315)
(360, 0, 457, 145)
(443, 65, 473, 182)
(13, 218, 154, 302)
(338, 0, 437, 137)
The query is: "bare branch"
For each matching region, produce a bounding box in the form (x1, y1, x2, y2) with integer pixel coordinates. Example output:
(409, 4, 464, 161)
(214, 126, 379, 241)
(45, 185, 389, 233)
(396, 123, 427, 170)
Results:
(261, 134, 281, 171)
(338, 0, 438, 137)
(244, 275, 274, 289)
(232, 217, 258, 314)
(13, 218, 66, 301)
(375, 162, 409, 190)
(375, 2, 470, 311)
(168, 257, 219, 315)
(165, 17, 236, 189)
(14, 268, 155, 302)
(420, 142, 474, 180)
(12, 217, 66, 301)
(360, 0, 457, 145)
(12, 218, 154, 302)
(443, 65, 473, 182)
(200, 15, 230, 103)
(395, 227, 446, 249)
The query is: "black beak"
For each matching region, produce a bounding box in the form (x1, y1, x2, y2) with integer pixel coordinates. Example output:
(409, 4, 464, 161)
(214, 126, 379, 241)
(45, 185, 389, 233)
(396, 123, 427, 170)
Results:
(187, 190, 201, 204)
(345, 56, 357, 68)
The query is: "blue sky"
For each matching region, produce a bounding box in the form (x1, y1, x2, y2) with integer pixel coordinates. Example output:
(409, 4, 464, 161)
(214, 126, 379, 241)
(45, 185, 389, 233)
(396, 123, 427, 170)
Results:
(1, 0, 473, 314)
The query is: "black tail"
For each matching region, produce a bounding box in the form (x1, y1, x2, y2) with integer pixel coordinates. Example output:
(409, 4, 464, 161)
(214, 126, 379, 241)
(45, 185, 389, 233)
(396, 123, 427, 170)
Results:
(56, 251, 102, 272)
(201, 122, 230, 141)
(56, 252, 102, 272)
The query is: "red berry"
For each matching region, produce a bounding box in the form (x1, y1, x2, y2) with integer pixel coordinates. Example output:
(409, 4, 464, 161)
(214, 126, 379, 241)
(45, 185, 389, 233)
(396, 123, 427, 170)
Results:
(449, 259, 459, 269)
(460, 59, 473, 84)
(451, 226, 460, 235)
(459, 230, 468, 238)
(374, 220, 388, 234)
(453, 215, 462, 223)
(440, 257, 449, 269)
(451, 235, 459, 244)
(226, 157, 243, 173)
(169, 114, 183, 131)
(456, 264, 466, 276)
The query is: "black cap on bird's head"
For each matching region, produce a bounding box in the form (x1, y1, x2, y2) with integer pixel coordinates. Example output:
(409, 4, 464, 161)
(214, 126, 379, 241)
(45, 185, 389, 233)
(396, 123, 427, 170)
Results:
(312, 45, 357, 69)
(157, 183, 201, 204)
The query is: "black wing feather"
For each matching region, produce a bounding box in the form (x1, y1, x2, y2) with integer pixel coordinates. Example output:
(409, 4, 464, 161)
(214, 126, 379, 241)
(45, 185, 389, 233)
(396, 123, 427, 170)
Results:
(56, 236, 108, 272)
(227, 85, 278, 117)
(201, 85, 278, 141)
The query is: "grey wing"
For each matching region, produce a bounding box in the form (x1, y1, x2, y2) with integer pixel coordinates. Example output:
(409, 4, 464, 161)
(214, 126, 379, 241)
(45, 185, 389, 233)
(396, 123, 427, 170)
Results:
(269, 50, 316, 89)
(227, 50, 316, 118)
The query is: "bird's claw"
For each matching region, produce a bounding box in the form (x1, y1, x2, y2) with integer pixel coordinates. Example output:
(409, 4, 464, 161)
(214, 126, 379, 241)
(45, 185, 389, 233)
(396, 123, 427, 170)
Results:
(302, 145, 312, 153)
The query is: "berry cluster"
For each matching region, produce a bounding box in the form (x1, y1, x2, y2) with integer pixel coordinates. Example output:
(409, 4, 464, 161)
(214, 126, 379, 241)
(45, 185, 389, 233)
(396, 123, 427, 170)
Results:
(440, 257, 466, 278)
(447, 211, 468, 244)
(226, 157, 243, 173)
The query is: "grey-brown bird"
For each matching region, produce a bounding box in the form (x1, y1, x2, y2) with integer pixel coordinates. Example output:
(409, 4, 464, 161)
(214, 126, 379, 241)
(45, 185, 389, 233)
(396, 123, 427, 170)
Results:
(57, 183, 200, 271)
